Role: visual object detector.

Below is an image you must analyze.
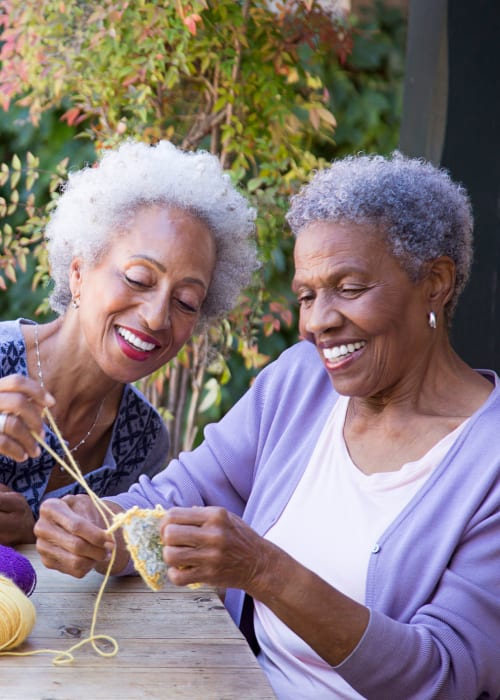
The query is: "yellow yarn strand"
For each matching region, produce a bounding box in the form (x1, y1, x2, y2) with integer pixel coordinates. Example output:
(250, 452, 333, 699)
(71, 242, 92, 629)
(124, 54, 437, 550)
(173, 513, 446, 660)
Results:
(0, 406, 199, 664)
(36, 408, 117, 524)
(0, 407, 119, 664)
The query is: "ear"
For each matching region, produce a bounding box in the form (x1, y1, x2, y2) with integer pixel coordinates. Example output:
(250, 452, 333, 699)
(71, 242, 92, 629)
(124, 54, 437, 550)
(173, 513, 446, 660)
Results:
(423, 256, 456, 310)
(69, 257, 83, 298)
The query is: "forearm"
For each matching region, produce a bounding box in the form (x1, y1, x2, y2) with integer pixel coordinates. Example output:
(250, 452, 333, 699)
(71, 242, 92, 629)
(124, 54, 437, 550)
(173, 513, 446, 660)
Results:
(162, 506, 369, 665)
(247, 541, 370, 667)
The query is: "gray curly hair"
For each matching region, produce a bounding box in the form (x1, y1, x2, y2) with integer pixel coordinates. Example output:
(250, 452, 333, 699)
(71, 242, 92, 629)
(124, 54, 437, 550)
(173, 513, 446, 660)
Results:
(286, 151, 473, 318)
(45, 139, 258, 323)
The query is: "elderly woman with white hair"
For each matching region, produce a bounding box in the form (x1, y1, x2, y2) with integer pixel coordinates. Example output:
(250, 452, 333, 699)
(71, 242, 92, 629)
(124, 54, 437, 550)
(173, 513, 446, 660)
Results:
(36, 152, 500, 699)
(0, 140, 257, 545)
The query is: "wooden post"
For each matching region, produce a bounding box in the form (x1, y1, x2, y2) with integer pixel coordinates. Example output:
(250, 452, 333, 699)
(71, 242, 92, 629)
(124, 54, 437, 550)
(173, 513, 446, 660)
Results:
(400, 0, 500, 371)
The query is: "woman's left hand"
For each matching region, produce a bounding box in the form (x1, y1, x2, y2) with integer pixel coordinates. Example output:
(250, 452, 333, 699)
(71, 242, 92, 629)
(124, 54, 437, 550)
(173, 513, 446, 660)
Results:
(160, 506, 273, 592)
(0, 484, 36, 545)
(161, 505, 369, 667)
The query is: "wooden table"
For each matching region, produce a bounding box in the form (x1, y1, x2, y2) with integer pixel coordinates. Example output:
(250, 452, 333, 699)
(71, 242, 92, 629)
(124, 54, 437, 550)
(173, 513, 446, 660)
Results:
(1, 546, 276, 699)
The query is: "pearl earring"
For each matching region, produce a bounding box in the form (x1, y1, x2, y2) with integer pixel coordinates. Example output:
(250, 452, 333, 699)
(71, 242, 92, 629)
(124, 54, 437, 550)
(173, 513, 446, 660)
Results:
(428, 311, 437, 329)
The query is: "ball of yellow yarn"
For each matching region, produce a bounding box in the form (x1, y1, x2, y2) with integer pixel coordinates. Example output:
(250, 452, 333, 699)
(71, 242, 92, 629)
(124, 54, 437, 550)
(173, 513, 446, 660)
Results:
(0, 575, 36, 651)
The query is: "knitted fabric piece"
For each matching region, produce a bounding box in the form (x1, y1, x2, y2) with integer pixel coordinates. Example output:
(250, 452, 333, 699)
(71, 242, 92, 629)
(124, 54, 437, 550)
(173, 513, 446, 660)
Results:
(110, 505, 168, 591)
(0, 545, 37, 597)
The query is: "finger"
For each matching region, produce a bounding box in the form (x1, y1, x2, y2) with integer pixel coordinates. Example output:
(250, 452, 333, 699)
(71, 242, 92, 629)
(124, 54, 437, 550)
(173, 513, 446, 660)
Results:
(0, 414, 42, 460)
(0, 375, 55, 453)
(167, 562, 203, 588)
(160, 507, 231, 549)
(0, 489, 36, 545)
(0, 489, 25, 512)
(42, 497, 112, 548)
(161, 522, 207, 548)
(161, 505, 218, 528)
(0, 511, 14, 526)
(0, 396, 48, 437)
(63, 494, 116, 534)
(35, 540, 103, 579)
(35, 499, 111, 562)
(0, 494, 33, 524)
(162, 523, 224, 576)
(0, 374, 55, 409)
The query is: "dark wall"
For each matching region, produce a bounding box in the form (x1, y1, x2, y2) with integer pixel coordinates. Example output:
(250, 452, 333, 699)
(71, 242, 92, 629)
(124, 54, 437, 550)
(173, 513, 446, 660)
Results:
(400, 0, 500, 371)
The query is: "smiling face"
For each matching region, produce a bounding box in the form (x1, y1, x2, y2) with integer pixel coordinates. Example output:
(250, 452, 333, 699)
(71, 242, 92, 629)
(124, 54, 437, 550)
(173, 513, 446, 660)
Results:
(70, 205, 216, 383)
(292, 221, 433, 399)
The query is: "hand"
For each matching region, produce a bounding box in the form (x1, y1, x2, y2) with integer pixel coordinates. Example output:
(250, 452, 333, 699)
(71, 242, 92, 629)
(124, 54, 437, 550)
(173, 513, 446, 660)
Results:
(0, 374, 55, 461)
(0, 484, 36, 545)
(160, 506, 274, 593)
(34, 495, 123, 578)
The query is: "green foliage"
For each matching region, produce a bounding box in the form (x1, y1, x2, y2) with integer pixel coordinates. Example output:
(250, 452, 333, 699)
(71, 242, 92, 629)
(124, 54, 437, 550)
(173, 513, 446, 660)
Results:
(0, 143, 69, 314)
(320, 0, 406, 157)
(0, 105, 95, 318)
(0, 0, 406, 454)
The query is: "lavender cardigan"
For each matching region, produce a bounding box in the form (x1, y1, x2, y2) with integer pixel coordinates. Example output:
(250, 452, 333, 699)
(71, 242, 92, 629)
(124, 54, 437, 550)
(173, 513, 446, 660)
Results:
(110, 341, 500, 700)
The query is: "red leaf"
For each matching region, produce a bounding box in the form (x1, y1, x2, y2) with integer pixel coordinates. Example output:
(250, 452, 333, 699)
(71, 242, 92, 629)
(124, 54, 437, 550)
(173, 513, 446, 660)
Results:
(61, 106, 81, 126)
(183, 13, 202, 36)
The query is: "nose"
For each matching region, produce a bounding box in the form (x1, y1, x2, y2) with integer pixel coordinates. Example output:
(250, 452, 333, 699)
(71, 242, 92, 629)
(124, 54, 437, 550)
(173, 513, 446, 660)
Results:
(139, 294, 171, 332)
(303, 292, 344, 336)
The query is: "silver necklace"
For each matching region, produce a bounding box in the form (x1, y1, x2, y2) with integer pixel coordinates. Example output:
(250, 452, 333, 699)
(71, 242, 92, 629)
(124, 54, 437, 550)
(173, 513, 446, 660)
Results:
(33, 324, 105, 457)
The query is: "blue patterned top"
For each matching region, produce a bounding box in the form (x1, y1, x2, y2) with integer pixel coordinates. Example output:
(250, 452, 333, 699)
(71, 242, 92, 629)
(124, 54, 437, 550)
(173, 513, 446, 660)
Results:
(0, 319, 169, 519)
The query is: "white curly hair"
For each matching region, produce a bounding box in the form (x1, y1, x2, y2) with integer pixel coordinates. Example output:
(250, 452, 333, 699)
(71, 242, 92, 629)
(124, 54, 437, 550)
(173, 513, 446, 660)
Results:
(286, 151, 473, 318)
(45, 140, 258, 323)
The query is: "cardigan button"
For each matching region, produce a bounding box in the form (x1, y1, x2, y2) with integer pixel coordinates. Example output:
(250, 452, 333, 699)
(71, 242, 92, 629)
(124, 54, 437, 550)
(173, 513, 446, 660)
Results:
(371, 543, 381, 553)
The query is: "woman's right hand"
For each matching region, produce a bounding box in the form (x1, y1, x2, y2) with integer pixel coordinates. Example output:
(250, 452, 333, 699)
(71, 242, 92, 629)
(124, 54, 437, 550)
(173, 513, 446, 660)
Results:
(34, 495, 126, 578)
(0, 374, 55, 461)
(0, 484, 36, 545)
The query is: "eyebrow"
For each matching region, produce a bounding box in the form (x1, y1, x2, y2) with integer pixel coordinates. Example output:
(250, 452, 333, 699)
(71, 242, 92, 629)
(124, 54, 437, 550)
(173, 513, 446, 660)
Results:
(130, 254, 166, 272)
(183, 276, 208, 290)
(129, 255, 208, 289)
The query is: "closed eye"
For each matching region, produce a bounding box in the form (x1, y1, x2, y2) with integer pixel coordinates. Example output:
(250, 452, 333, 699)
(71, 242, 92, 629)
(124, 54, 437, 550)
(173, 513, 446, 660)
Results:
(176, 298, 199, 313)
(297, 293, 314, 307)
(125, 274, 152, 288)
(338, 286, 367, 297)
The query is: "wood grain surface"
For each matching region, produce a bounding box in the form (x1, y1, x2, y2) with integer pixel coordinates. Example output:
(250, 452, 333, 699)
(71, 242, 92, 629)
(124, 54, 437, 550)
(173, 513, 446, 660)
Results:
(0, 545, 276, 699)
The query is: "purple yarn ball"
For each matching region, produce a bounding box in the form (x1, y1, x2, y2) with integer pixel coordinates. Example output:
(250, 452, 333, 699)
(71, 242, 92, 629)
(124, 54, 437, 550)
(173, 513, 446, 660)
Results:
(0, 545, 37, 596)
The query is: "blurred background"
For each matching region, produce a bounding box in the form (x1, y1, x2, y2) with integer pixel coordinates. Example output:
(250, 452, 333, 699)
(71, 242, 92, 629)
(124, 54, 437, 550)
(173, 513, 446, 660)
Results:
(1, 0, 497, 455)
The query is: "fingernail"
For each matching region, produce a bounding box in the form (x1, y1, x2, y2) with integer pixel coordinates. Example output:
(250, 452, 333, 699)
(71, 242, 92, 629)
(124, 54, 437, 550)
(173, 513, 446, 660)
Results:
(44, 393, 55, 406)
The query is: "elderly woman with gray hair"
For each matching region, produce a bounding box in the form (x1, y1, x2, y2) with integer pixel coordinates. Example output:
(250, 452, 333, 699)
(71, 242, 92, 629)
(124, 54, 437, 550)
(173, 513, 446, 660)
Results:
(0, 139, 257, 546)
(36, 152, 500, 699)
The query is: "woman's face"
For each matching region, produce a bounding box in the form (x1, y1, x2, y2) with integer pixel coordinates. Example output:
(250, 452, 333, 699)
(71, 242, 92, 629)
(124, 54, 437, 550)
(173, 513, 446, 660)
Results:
(292, 221, 431, 399)
(71, 205, 216, 383)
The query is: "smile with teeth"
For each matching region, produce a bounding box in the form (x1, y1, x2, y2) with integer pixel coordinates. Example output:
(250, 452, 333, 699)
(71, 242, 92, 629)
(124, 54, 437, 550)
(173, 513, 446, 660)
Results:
(323, 341, 366, 362)
(117, 327, 157, 352)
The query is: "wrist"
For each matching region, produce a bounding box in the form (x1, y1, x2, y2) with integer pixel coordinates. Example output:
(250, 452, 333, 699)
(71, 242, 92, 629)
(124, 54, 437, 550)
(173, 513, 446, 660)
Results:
(245, 539, 291, 605)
